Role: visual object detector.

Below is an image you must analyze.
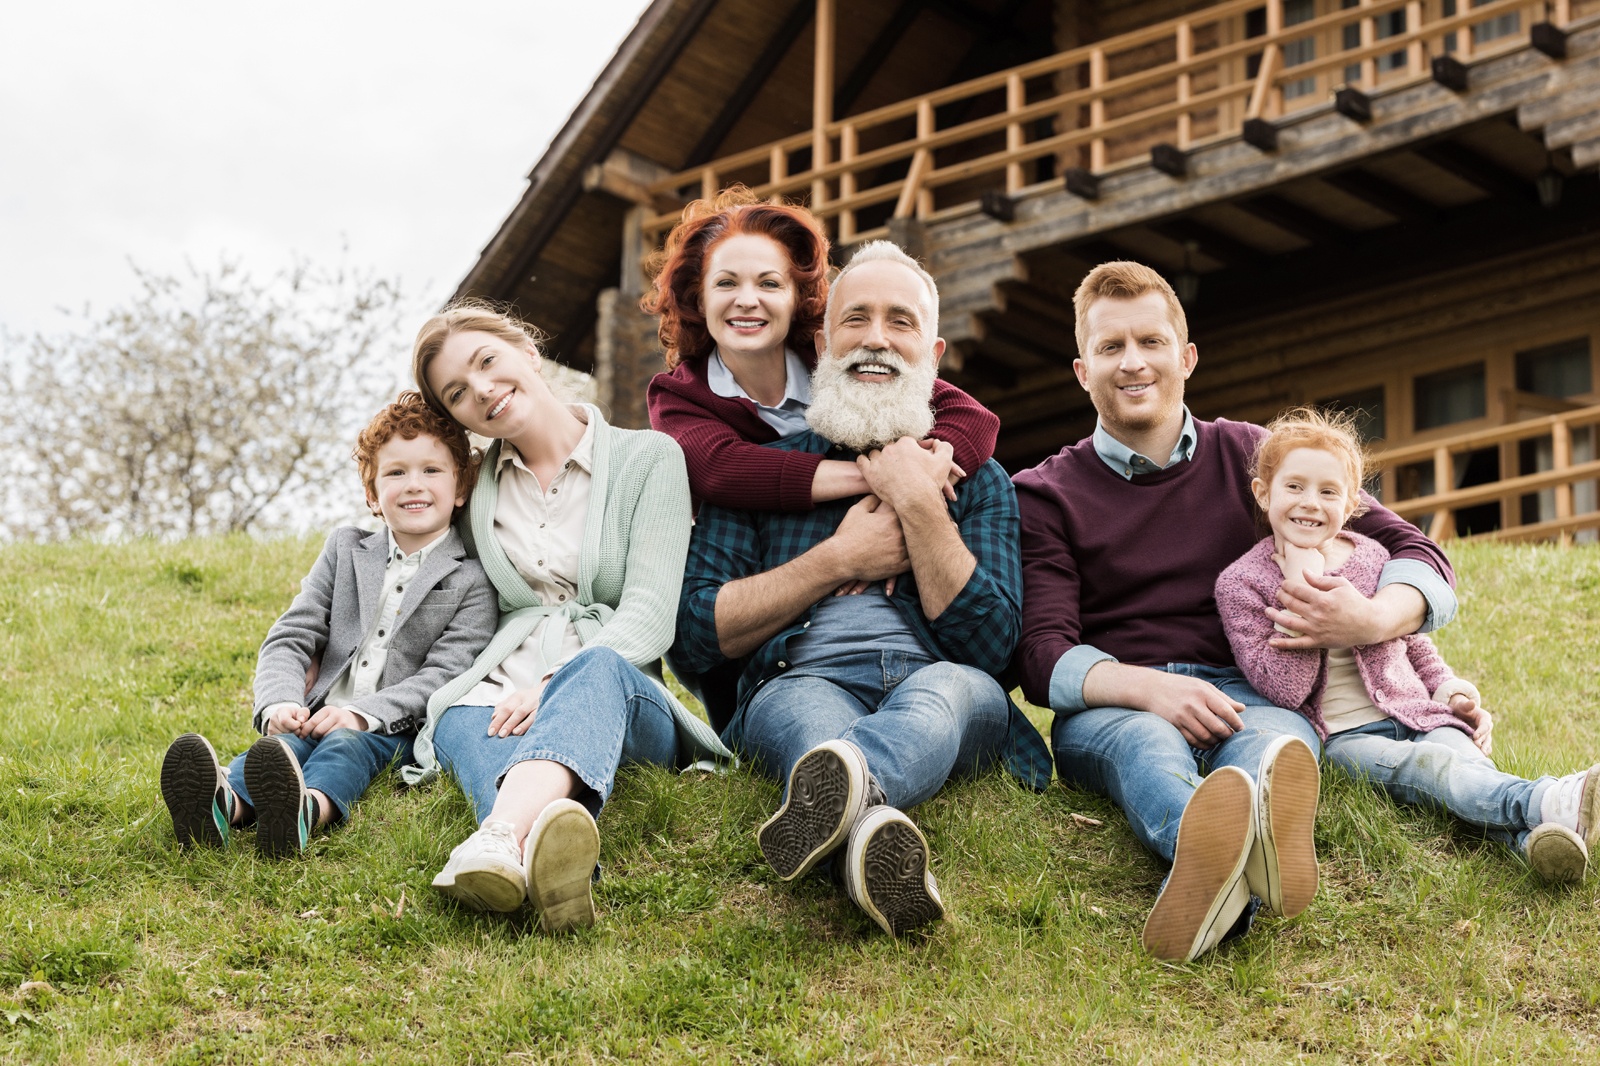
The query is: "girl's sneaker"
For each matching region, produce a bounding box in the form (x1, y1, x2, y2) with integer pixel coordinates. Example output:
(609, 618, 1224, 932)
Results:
(161, 733, 235, 849)
(244, 736, 317, 858)
(1526, 823, 1588, 883)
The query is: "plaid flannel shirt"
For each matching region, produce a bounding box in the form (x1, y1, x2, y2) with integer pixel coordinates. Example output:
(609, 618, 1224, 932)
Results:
(675, 431, 1052, 790)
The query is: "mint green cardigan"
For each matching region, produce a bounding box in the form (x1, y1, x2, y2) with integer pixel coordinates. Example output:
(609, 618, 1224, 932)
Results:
(402, 405, 731, 785)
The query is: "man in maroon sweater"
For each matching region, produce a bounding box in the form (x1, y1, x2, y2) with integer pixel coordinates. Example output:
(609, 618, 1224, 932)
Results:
(1013, 261, 1456, 961)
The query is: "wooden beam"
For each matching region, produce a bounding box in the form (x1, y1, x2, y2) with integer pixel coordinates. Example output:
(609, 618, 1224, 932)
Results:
(813, 0, 835, 208)
(1334, 87, 1373, 123)
(1414, 141, 1534, 203)
(1064, 168, 1101, 200)
(1431, 55, 1469, 92)
(582, 147, 672, 207)
(1530, 22, 1569, 60)
(1235, 194, 1350, 245)
(1320, 168, 1439, 223)
(981, 190, 1017, 221)
(1151, 218, 1266, 268)
(1151, 143, 1188, 177)
(834, 0, 925, 119)
(685, 0, 813, 167)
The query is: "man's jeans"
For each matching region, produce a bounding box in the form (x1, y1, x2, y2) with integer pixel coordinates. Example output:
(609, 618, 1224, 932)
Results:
(432, 646, 679, 824)
(227, 729, 413, 822)
(1052, 664, 1321, 865)
(1325, 718, 1552, 852)
(727, 651, 1010, 810)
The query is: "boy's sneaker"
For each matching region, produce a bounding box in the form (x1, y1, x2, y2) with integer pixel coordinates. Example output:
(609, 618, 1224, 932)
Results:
(160, 733, 234, 849)
(244, 736, 317, 858)
(1526, 823, 1589, 883)
(1143, 766, 1256, 962)
(433, 820, 526, 912)
(525, 799, 601, 934)
(1243, 735, 1321, 917)
(844, 806, 945, 936)
(758, 740, 877, 881)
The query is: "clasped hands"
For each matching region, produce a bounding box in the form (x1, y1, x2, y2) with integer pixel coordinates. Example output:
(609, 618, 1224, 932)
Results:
(265, 704, 366, 738)
(832, 437, 960, 596)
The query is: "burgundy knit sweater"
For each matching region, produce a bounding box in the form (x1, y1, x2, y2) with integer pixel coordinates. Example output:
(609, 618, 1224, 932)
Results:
(1012, 417, 1455, 709)
(647, 354, 1000, 511)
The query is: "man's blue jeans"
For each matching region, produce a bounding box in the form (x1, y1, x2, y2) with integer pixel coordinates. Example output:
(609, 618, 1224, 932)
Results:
(1324, 718, 1552, 851)
(1052, 664, 1321, 865)
(432, 646, 679, 824)
(226, 729, 413, 822)
(727, 651, 1010, 810)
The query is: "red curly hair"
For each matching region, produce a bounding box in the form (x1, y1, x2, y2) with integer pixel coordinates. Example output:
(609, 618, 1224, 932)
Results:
(642, 186, 831, 369)
(354, 391, 480, 517)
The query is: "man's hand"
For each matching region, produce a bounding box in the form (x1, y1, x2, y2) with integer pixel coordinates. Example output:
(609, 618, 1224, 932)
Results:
(307, 706, 367, 738)
(857, 437, 950, 511)
(1267, 572, 1423, 649)
(1449, 693, 1494, 756)
(916, 438, 967, 502)
(1145, 672, 1247, 747)
(488, 679, 551, 738)
(830, 495, 910, 583)
(266, 705, 311, 737)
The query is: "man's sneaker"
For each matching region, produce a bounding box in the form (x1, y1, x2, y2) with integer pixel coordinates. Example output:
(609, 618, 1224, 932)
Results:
(1142, 766, 1256, 962)
(758, 740, 872, 880)
(244, 736, 317, 858)
(525, 799, 600, 934)
(844, 806, 945, 936)
(432, 820, 527, 912)
(1526, 822, 1589, 883)
(1243, 735, 1320, 917)
(160, 733, 234, 849)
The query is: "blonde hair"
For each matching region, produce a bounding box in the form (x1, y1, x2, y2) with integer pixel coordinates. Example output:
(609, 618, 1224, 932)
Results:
(1072, 261, 1188, 356)
(1253, 406, 1370, 519)
(411, 299, 546, 419)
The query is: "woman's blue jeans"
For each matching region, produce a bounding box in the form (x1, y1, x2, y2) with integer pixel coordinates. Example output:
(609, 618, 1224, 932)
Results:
(1324, 717, 1552, 851)
(432, 646, 679, 824)
(727, 651, 1010, 811)
(1052, 664, 1321, 865)
(226, 728, 413, 822)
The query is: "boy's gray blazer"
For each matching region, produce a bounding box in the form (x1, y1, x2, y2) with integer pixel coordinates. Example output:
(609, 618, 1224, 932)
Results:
(252, 525, 498, 736)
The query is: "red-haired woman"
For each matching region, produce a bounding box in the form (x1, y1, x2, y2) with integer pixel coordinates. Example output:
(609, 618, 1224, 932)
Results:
(643, 188, 999, 513)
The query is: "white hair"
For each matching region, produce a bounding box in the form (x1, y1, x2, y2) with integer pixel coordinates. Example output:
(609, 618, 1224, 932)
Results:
(824, 240, 940, 338)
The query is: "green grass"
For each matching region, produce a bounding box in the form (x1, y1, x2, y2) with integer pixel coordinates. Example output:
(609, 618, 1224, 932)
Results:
(2, 536, 1599, 1063)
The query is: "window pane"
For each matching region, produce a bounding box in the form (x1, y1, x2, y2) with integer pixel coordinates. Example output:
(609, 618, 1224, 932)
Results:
(1414, 363, 1486, 430)
(1516, 337, 1592, 398)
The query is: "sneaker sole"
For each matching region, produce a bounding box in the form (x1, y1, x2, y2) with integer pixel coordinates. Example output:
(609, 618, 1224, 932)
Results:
(1578, 765, 1600, 861)
(1258, 738, 1320, 918)
(442, 866, 528, 913)
(244, 736, 308, 859)
(758, 742, 865, 881)
(160, 733, 229, 849)
(527, 802, 600, 934)
(1528, 823, 1588, 884)
(851, 812, 944, 937)
(1143, 767, 1255, 962)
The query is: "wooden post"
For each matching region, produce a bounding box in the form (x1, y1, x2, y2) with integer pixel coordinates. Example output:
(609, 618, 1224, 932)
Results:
(812, 0, 835, 211)
(770, 144, 788, 191)
(1553, 418, 1574, 546)
(839, 124, 858, 242)
(700, 166, 717, 201)
(1006, 73, 1025, 192)
(1360, 0, 1379, 86)
(916, 98, 934, 217)
(1089, 48, 1107, 171)
(1176, 23, 1193, 149)
(1430, 444, 1453, 540)
(1407, 0, 1426, 73)
(1553, 0, 1571, 23)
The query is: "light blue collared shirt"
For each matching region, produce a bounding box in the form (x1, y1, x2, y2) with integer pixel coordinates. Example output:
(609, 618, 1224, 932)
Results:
(707, 347, 812, 438)
(1048, 411, 1456, 715)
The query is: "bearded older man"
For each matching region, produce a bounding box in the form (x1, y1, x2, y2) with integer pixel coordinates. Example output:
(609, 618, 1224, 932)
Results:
(674, 241, 1051, 937)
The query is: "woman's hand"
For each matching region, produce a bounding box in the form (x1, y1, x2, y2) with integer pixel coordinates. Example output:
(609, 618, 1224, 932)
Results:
(917, 438, 966, 502)
(488, 679, 551, 738)
(1450, 693, 1493, 756)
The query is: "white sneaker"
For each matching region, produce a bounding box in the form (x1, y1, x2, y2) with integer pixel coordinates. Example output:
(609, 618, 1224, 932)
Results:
(844, 806, 945, 937)
(1540, 764, 1600, 845)
(1243, 736, 1320, 918)
(525, 799, 600, 934)
(1143, 766, 1256, 962)
(432, 820, 526, 912)
(1526, 823, 1589, 883)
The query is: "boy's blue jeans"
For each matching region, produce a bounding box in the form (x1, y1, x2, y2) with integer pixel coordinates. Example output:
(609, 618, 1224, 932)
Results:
(726, 651, 1010, 810)
(1052, 664, 1321, 866)
(226, 728, 413, 821)
(432, 646, 679, 824)
(1324, 718, 1553, 851)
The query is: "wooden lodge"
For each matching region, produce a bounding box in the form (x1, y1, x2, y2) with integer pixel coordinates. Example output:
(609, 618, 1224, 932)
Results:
(454, 0, 1600, 543)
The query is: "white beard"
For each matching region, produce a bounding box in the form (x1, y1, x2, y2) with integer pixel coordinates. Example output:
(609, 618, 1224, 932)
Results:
(805, 345, 938, 452)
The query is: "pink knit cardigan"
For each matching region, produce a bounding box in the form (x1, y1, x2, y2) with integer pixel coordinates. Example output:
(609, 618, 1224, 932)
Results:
(1214, 531, 1474, 741)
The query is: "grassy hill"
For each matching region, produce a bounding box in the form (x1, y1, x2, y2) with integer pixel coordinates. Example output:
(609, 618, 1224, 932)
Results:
(2, 536, 1598, 1063)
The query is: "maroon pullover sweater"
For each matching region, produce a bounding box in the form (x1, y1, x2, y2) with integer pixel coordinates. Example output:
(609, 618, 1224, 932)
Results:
(648, 355, 1000, 511)
(1012, 417, 1455, 710)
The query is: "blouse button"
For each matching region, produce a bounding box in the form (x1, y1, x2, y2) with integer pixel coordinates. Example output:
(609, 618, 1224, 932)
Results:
(1374, 689, 1385, 701)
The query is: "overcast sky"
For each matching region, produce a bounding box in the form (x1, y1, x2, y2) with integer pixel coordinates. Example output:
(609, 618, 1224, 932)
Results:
(0, 1, 647, 345)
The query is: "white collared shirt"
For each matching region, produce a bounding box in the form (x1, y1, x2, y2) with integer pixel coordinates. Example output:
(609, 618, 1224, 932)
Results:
(462, 406, 596, 706)
(707, 346, 813, 438)
(265, 527, 451, 731)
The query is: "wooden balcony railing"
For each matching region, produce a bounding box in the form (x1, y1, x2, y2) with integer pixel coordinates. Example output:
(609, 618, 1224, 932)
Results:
(642, 0, 1576, 242)
(1369, 403, 1600, 543)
